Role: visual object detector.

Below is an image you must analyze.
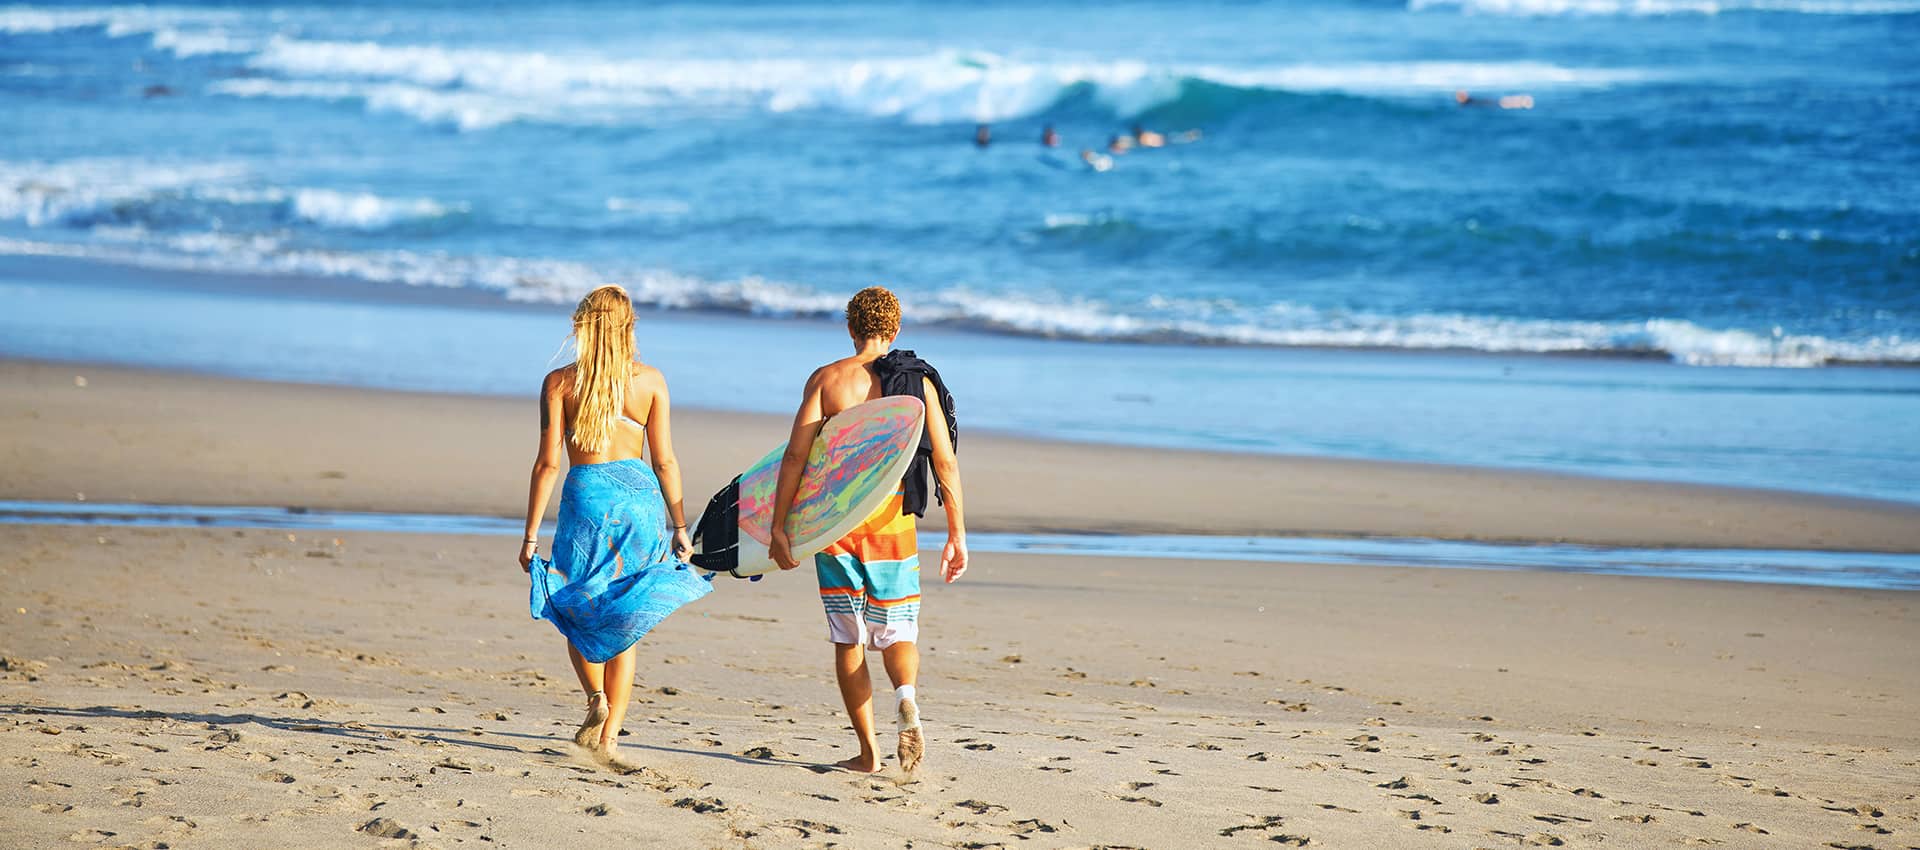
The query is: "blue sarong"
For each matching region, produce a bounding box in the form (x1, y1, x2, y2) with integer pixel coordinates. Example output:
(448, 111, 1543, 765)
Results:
(529, 459, 712, 663)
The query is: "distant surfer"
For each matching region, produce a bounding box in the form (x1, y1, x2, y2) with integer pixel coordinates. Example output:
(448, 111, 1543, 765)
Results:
(1132, 123, 1166, 148)
(1041, 124, 1060, 147)
(1455, 90, 1534, 110)
(518, 285, 710, 763)
(770, 286, 967, 775)
(1107, 133, 1135, 155)
(1080, 149, 1114, 172)
(975, 123, 992, 148)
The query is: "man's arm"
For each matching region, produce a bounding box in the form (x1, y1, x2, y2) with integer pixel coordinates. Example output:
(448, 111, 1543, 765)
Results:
(923, 377, 967, 583)
(769, 370, 827, 571)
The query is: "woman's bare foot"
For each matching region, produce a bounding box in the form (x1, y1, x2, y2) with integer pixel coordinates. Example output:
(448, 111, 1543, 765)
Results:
(573, 691, 608, 748)
(833, 755, 883, 774)
(896, 697, 924, 773)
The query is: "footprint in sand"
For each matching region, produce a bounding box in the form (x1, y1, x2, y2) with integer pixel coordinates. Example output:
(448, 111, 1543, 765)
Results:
(672, 797, 727, 814)
(954, 800, 1008, 815)
(358, 817, 416, 840)
(768, 819, 845, 838)
(1218, 815, 1286, 837)
(741, 745, 793, 759)
(1011, 818, 1058, 836)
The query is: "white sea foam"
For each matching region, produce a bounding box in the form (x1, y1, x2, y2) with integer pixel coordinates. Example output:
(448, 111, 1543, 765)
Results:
(287, 188, 459, 229)
(0, 5, 251, 56)
(0, 232, 1910, 368)
(0, 158, 250, 226)
(0, 158, 458, 231)
(217, 38, 1659, 128)
(1410, 0, 1920, 14)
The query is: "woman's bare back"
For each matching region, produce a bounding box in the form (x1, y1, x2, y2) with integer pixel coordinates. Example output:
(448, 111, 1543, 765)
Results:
(552, 363, 663, 466)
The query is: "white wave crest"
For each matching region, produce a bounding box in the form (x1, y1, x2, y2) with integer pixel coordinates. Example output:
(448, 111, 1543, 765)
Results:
(1410, 0, 1920, 15)
(0, 158, 458, 231)
(0, 5, 252, 56)
(0, 157, 249, 226)
(0, 233, 1911, 368)
(288, 188, 459, 229)
(220, 38, 1657, 129)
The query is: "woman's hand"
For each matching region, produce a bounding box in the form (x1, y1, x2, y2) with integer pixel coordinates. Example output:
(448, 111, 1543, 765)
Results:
(770, 529, 800, 571)
(518, 540, 537, 573)
(672, 526, 693, 561)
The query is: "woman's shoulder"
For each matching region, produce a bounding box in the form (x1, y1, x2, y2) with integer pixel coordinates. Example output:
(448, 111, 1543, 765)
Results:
(629, 361, 666, 386)
(541, 366, 572, 394)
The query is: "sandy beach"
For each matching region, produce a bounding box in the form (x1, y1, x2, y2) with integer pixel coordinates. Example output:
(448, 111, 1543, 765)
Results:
(4, 359, 1918, 849)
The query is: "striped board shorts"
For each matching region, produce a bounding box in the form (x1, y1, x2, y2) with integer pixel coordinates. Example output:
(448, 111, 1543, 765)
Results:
(815, 491, 920, 650)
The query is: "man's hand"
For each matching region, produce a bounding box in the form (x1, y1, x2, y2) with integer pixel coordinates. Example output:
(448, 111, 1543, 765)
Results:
(770, 530, 801, 571)
(940, 534, 969, 583)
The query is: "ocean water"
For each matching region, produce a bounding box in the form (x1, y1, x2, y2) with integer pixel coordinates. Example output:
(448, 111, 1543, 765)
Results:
(2, 1, 1919, 503)
(2, 0, 1916, 365)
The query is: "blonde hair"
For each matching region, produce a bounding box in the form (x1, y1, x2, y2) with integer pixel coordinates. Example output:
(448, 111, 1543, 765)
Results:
(846, 286, 901, 340)
(568, 285, 635, 453)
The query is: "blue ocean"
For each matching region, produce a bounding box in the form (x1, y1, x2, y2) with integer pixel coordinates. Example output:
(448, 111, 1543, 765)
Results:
(2, 0, 1917, 502)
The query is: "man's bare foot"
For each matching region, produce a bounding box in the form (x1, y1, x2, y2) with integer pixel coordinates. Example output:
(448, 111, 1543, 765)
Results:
(833, 755, 883, 774)
(896, 698, 924, 773)
(573, 691, 608, 748)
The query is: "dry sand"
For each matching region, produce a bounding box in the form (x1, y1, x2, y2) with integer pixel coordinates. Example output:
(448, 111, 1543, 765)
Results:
(3, 526, 1915, 849)
(2, 358, 1918, 848)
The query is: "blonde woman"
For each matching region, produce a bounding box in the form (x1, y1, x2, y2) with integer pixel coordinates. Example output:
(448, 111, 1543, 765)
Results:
(519, 284, 711, 758)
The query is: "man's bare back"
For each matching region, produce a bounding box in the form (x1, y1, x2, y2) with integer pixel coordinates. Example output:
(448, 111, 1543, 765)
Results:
(812, 354, 884, 418)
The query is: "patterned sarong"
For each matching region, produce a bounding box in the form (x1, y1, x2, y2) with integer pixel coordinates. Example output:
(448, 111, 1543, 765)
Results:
(530, 459, 711, 663)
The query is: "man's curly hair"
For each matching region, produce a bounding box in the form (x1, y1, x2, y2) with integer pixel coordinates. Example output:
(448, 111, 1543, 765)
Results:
(845, 286, 901, 340)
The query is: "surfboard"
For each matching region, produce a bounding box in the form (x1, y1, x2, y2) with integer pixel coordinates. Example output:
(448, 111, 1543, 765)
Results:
(692, 395, 925, 578)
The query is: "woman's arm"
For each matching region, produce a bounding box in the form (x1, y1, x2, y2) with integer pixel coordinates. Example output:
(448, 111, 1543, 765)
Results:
(643, 371, 693, 560)
(922, 377, 967, 583)
(520, 371, 567, 571)
(769, 369, 827, 571)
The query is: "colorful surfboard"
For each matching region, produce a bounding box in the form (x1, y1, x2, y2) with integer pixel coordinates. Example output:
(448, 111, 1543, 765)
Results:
(693, 395, 925, 578)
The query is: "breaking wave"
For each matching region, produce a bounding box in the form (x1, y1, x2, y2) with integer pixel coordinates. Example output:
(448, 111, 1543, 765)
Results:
(214, 39, 1656, 129)
(0, 233, 1910, 368)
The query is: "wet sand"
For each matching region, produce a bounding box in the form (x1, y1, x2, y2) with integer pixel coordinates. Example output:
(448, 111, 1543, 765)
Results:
(5, 359, 1919, 551)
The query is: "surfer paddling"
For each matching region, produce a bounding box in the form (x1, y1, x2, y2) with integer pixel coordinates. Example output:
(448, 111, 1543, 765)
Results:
(770, 286, 967, 774)
(519, 285, 711, 763)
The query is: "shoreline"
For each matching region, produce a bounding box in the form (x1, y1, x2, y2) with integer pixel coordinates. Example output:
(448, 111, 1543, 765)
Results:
(7, 250, 1920, 369)
(6, 357, 1919, 553)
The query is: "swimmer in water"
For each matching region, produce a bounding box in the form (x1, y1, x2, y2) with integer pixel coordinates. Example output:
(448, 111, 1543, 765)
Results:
(1080, 149, 1113, 172)
(1131, 123, 1166, 148)
(1455, 90, 1534, 110)
(975, 124, 991, 148)
(1041, 124, 1060, 147)
(1107, 134, 1134, 155)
